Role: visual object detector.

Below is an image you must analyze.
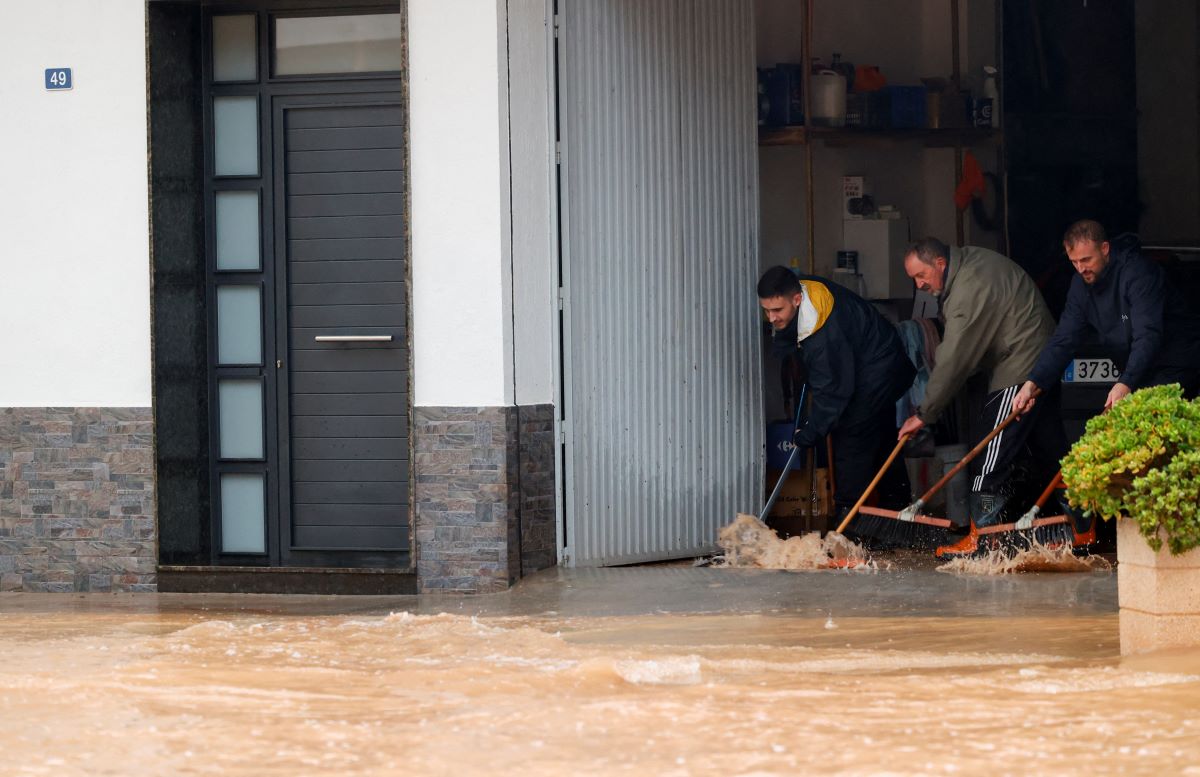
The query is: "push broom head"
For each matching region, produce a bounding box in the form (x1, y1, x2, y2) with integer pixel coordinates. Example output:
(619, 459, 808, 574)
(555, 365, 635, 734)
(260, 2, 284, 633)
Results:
(846, 505, 952, 550)
(966, 513, 1087, 559)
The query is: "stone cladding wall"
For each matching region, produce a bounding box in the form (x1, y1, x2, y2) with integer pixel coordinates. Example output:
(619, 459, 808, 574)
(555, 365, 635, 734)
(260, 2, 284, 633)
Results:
(413, 404, 557, 593)
(0, 408, 156, 592)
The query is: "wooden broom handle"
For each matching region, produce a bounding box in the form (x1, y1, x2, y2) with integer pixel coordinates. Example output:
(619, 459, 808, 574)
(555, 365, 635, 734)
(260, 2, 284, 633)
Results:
(1033, 470, 1063, 510)
(835, 433, 910, 534)
(826, 435, 836, 496)
(918, 407, 1022, 503)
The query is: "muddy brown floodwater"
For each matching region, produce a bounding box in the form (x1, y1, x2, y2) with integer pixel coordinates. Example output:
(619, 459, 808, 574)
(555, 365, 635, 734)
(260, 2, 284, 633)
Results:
(2, 567, 1199, 776)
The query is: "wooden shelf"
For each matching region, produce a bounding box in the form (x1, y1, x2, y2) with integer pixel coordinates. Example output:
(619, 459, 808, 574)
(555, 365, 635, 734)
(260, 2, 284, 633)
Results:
(759, 126, 1001, 148)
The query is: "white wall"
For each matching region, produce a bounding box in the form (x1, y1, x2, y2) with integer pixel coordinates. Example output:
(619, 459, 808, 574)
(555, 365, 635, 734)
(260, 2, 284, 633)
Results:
(0, 0, 150, 407)
(409, 0, 516, 407)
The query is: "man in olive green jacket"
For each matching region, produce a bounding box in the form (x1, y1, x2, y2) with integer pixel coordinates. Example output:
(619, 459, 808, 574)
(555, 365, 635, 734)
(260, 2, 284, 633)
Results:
(897, 238, 1065, 531)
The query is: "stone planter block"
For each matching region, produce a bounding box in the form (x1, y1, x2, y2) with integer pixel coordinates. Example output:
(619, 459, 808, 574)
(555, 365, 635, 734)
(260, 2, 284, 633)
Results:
(1117, 518, 1200, 655)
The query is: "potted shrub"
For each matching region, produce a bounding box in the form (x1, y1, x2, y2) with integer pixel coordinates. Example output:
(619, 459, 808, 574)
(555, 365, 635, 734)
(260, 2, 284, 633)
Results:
(1059, 384, 1200, 654)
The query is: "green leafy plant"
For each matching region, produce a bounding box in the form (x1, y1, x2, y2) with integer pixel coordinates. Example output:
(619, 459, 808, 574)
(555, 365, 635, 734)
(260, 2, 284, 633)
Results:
(1124, 450, 1200, 554)
(1060, 384, 1200, 555)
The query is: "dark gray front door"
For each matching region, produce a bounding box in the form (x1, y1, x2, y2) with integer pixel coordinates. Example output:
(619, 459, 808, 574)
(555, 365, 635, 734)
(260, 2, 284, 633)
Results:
(273, 94, 409, 567)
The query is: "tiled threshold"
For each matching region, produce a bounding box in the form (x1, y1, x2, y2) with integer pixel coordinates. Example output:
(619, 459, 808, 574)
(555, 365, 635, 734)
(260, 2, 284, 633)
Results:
(157, 565, 417, 595)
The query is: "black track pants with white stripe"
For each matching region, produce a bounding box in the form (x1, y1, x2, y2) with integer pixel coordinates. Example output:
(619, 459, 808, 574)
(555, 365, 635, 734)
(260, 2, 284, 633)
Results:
(970, 382, 1066, 494)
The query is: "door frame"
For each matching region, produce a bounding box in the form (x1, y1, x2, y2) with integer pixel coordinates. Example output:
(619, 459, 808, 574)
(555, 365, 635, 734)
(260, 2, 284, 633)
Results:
(200, 2, 413, 568)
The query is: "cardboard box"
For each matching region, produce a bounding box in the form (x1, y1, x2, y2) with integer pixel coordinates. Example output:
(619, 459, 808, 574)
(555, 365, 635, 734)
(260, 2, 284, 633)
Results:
(764, 466, 832, 536)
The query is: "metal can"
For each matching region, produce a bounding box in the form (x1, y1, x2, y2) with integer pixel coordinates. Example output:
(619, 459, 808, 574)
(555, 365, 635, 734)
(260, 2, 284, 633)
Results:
(972, 97, 993, 128)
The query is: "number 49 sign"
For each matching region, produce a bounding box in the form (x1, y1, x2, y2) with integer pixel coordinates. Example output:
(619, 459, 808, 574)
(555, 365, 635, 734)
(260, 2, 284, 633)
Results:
(45, 68, 73, 90)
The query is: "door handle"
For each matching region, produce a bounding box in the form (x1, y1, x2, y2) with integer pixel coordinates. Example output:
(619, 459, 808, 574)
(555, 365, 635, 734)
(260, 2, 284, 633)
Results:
(313, 335, 394, 342)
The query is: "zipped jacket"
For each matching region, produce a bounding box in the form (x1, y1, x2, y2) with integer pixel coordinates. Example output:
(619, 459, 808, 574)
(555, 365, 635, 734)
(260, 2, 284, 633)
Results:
(1027, 235, 1200, 391)
(778, 276, 915, 447)
(918, 246, 1055, 424)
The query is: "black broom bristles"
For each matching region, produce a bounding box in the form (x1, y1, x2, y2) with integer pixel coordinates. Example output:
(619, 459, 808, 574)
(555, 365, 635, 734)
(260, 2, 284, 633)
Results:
(843, 511, 951, 550)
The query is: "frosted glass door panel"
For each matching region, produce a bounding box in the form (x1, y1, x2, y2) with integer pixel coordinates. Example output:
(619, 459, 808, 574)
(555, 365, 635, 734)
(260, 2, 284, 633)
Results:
(213, 96, 259, 176)
(213, 14, 257, 82)
(216, 285, 262, 365)
(218, 380, 264, 459)
(221, 474, 266, 553)
(274, 14, 402, 75)
(215, 190, 261, 270)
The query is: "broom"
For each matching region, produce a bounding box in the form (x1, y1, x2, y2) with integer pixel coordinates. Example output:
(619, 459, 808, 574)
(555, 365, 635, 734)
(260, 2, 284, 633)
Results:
(973, 471, 1096, 553)
(953, 398, 1115, 557)
(854, 408, 1024, 549)
(832, 433, 953, 548)
(897, 407, 1022, 520)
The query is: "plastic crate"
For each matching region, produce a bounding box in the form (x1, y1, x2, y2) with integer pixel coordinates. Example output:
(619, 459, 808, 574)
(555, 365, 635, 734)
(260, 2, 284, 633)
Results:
(885, 85, 927, 128)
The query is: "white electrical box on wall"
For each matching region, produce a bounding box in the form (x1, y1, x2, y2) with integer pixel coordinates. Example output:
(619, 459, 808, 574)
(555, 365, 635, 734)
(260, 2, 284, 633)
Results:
(842, 218, 912, 300)
(842, 175, 866, 220)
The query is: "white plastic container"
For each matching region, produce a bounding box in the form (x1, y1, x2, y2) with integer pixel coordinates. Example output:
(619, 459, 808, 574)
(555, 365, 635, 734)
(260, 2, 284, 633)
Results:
(810, 71, 847, 128)
(982, 65, 1000, 128)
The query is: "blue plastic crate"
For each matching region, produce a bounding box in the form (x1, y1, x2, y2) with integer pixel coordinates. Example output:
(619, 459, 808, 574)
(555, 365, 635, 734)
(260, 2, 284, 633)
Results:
(885, 85, 927, 128)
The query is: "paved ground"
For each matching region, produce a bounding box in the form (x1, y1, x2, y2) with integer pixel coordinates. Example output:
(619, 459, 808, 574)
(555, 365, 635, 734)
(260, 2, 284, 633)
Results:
(0, 563, 1118, 620)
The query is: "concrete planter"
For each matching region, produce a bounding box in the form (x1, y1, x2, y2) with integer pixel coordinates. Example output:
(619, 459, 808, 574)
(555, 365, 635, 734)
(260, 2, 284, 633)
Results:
(1117, 517, 1200, 655)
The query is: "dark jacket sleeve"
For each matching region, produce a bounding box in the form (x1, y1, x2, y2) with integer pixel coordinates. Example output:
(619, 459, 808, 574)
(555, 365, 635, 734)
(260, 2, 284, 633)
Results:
(794, 319, 855, 448)
(1119, 261, 1166, 389)
(1027, 278, 1091, 389)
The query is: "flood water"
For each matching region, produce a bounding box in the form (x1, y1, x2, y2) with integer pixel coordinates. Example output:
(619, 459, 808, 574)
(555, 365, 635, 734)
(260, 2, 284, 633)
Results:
(3, 567, 1199, 776)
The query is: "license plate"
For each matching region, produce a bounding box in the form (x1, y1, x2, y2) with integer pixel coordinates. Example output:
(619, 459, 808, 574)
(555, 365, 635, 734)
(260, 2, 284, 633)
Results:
(1063, 358, 1121, 383)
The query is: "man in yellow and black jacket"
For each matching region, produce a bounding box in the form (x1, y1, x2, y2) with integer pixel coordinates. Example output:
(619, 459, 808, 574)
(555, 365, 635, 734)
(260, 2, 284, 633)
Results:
(758, 266, 915, 522)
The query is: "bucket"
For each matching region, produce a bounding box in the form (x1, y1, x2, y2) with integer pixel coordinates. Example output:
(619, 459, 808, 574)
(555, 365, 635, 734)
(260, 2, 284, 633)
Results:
(936, 444, 969, 527)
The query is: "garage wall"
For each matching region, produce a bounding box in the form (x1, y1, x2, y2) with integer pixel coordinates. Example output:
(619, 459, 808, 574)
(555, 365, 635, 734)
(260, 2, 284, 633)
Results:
(756, 0, 1000, 281)
(0, 0, 151, 407)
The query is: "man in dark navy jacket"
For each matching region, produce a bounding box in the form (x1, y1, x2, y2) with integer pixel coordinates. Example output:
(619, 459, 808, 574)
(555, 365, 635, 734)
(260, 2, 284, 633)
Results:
(1013, 220, 1200, 416)
(758, 266, 915, 521)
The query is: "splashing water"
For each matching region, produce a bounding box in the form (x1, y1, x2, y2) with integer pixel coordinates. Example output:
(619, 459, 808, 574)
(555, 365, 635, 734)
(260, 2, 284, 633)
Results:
(937, 539, 1112, 575)
(715, 514, 873, 570)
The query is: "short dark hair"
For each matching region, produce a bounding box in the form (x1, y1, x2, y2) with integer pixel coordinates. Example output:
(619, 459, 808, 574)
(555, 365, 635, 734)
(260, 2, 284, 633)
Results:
(906, 237, 950, 267)
(757, 265, 802, 298)
(1063, 219, 1107, 248)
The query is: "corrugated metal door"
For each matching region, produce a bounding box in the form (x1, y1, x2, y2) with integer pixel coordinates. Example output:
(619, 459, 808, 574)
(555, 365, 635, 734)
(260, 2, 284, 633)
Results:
(559, 0, 762, 566)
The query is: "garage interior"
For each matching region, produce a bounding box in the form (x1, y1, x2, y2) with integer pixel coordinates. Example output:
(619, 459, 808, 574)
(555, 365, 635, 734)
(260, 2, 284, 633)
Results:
(746, 0, 1200, 541)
